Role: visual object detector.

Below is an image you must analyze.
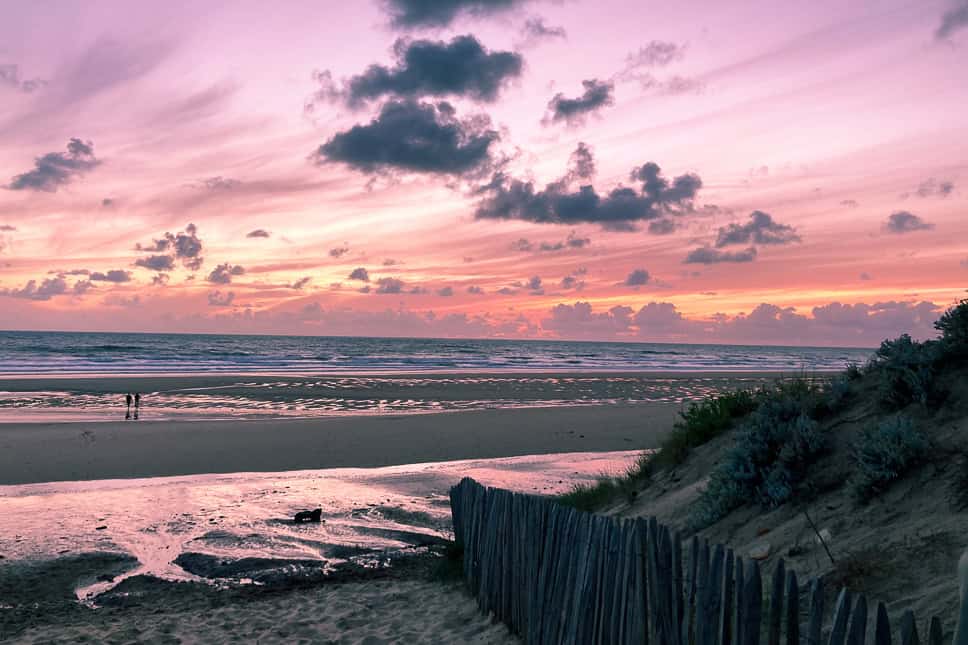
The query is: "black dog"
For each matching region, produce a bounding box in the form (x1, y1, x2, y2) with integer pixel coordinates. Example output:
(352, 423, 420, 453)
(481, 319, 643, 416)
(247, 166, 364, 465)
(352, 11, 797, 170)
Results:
(294, 508, 322, 523)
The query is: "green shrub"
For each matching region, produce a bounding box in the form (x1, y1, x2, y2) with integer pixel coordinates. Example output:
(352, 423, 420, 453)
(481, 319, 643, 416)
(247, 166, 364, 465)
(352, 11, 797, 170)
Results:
(866, 334, 936, 409)
(935, 299, 968, 360)
(656, 389, 759, 468)
(849, 415, 927, 502)
(558, 453, 652, 511)
(690, 392, 827, 529)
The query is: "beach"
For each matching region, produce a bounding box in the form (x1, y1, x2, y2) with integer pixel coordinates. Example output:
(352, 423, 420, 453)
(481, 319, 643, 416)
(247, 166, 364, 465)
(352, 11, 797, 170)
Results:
(0, 369, 796, 642)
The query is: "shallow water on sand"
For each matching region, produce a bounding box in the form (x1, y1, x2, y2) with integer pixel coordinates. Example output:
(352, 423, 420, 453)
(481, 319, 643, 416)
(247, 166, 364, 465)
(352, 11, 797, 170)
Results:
(0, 451, 640, 600)
(0, 374, 818, 422)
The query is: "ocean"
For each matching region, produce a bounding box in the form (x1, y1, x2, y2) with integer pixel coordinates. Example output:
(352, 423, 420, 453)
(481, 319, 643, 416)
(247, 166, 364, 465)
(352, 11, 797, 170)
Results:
(0, 330, 871, 375)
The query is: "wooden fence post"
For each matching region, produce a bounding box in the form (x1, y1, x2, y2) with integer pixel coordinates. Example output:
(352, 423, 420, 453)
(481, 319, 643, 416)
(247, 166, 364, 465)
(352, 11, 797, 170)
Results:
(785, 570, 799, 645)
(741, 560, 763, 645)
(845, 595, 867, 645)
(899, 610, 919, 645)
(769, 559, 787, 645)
(828, 588, 852, 645)
(807, 579, 825, 645)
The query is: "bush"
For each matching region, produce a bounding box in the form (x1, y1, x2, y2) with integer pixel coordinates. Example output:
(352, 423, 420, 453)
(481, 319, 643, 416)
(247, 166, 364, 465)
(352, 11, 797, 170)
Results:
(690, 392, 827, 529)
(558, 453, 652, 511)
(849, 415, 927, 502)
(655, 389, 759, 468)
(935, 299, 968, 360)
(866, 334, 936, 409)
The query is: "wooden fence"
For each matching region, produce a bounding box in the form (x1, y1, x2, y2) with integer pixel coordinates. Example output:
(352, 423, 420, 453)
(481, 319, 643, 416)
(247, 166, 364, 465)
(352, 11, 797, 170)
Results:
(449, 477, 968, 645)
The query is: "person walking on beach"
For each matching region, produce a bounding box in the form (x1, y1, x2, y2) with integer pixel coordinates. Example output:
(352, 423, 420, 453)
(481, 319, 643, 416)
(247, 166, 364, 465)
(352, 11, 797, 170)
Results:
(134, 392, 141, 420)
(125, 393, 132, 420)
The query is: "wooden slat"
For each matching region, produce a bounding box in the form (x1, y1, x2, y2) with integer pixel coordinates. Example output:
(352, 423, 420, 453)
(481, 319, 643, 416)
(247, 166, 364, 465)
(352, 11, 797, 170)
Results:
(741, 560, 763, 645)
(927, 616, 942, 645)
(845, 595, 867, 645)
(769, 559, 786, 645)
(899, 610, 920, 645)
(873, 602, 891, 645)
(735, 556, 746, 645)
(807, 578, 824, 645)
(828, 588, 852, 645)
(722, 549, 735, 645)
(785, 570, 799, 645)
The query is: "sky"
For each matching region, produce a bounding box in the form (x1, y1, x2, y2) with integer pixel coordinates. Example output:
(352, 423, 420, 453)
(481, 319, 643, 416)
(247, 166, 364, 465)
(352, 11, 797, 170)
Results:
(0, 0, 966, 346)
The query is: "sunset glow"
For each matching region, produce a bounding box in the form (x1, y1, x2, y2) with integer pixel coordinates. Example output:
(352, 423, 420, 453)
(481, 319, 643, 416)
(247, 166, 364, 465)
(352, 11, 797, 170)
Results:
(2, 0, 967, 345)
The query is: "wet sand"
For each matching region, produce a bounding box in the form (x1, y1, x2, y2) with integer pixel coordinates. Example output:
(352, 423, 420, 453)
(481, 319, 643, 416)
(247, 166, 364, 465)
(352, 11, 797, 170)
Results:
(0, 404, 677, 485)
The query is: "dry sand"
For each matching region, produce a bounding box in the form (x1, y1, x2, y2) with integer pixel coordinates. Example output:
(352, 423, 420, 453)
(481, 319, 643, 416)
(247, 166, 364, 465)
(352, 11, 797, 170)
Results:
(0, 404, 681, 486)
(10, 579, 517, 644)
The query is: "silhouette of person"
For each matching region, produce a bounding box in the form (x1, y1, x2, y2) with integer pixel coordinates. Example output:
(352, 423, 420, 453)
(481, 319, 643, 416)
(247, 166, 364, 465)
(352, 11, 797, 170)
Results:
(134, 393, 141, 420)
(125, 393, 132, 420)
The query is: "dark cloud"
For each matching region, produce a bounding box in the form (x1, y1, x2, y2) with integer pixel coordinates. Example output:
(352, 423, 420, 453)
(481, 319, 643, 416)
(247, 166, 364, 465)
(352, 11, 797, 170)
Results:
(349, 267, 370, 281)
(624, 268, 650, 287)
(566, 142, 595, 182)
(0, 225, 15, 232)
(90, 270, 132, 283)
(382, 0, 528, 28)
(383, 258, 401, 266)
(860, 272, 873, 281)
(437, 286, 454, 296)
(517, 17, 567, 47)
(510, 238, 533, 252)
(545, 79, 614, 126)
(527, 275, 543, 293)
(410, 286, 430, 294)
(315, 100, 498, 176)
(102, 198, 116, 207)
(715, 211, 800, 247)
(151, 274, 170, 286)
(207, 290, 235, 306)
(290, 277, 311, 290)
(684, 246, 757, 264)
(375, 277, 405, 294)
(936, 2, 968, 39)
(135, 223, 204, 272)
(207, 263, 245, 284)
(884, 211, 934, 234)
(0, 64, 46, 93)
(840, 199, 859, 208)
(329, 246, 350, 258)
(135, 255, 176, 272)
(7, 138, 100, 192)
(1, 277, 69, 301)
(247, 229, 271, 239)
(476, 145, 702, 231)
(914, 177, 954, 198)
(497, 286, 518, 295)
(467, 285, 484, 294)
(658, 75, 705, 95)
(319, 35, 522, 107)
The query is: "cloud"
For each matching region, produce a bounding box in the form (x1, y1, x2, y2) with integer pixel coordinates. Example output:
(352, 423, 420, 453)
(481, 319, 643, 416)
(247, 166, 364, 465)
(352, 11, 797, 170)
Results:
(135, 223, 204, 271)
(89, 270, 132, 283)
(542, 301, 634, 338)
(467, 285, 484, 294)
(316, 36, 522, 108)
(914, 177, 954, 198)
(7, 138, 100, 192)
(476, 144, 702, 231)
(207, 263, 245, 284)
(648, 219, 676, 235)
(1, 277, 69, 301)
(375, 277, 405, 294)
(545, 79, 614, 126)
(382, 0, 529, 28)
(437, 286, 454, 296)
(624, 268, 651, 287)
(290, 277, 311, 290)
(195, 176, 241, 190)
(207, 290, 235, 306)
(510, 238, 533, 252)
(625, 41, 686, 69)
(103, 294, 141, 307)
(329, 246, 350, 258)
(526, 275, 543, 294)
(936, 2, 968, 39)
(349, 267, 370, 281)
(0, 64, 46, 93)
(516, 17, 567, 47)
(715, 211, 801, 247)
(247, 229, 271, 238)
(0, 225, 16, 232)
(314, 99, 499, 176)
(884, 211, 934, 234)
(860, 272, 873, 281)
(383, 258, 401, 266)
(135, 255, 176, 272)
(840, 199, 859, 208)
(684, 246, 757, 264)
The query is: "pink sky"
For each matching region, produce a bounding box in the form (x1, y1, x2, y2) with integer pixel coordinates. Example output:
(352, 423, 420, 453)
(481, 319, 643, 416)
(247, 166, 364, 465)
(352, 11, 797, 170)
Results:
(1, 0, 966, 345)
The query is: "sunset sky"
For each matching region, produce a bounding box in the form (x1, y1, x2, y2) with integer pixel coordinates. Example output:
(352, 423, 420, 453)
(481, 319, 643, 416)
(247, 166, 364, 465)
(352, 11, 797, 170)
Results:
(1, 0, 966, 346)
